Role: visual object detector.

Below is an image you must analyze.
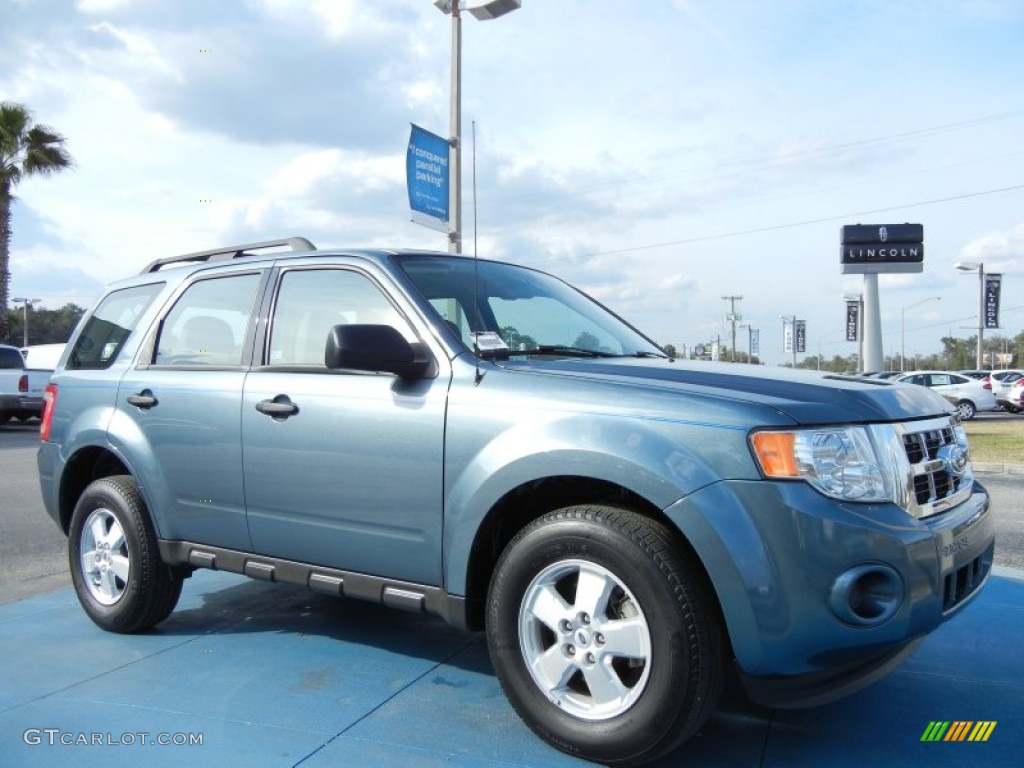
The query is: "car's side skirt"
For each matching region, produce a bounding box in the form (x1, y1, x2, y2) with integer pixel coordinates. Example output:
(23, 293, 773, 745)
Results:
(158, 540, 469, 629)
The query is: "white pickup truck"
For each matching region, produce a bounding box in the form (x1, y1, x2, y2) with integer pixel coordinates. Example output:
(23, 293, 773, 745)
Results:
(0, 343, 64, 426)
(0, 343, 28, 426)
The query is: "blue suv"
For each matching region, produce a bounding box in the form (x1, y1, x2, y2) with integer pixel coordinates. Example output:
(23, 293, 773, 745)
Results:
(38, 238, 994, 766)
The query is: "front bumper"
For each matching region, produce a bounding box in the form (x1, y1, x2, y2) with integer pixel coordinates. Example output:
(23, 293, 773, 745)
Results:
(664, 477, 993, 707)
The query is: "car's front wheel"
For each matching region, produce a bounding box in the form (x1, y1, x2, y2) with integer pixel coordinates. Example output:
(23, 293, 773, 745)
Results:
(486, 506, 723, 766)
(68, 475, 183, 633)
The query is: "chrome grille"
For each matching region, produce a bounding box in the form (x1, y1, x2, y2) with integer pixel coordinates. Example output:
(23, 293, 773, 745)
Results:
(887, 416, 973, 519)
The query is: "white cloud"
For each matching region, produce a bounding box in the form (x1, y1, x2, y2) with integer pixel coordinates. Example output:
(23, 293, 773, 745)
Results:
(959, 223, 1024, 268)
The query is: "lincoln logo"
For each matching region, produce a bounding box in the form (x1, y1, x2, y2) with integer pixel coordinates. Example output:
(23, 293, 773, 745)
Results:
(879, 226, 888, 242)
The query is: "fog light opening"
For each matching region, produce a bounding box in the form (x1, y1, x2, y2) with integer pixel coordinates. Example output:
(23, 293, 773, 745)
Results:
(830, 565, 903, 627)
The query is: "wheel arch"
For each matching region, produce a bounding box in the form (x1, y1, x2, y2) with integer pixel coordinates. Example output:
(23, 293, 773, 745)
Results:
(59, 446, 135, 534)
(458, 476, 721, 633)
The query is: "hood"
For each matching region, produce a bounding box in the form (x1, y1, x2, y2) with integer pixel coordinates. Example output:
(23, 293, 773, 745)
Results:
(495, 358, 953, 425)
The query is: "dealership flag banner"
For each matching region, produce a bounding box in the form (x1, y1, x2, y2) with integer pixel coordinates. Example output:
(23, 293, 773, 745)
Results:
(407, 124, 450, 232)
(784, 324, 793, 353)
(751, 329, 760, 356)
(985, 273, 1002, 330)
(795, 320, 806, 353)
(846, 301, 859, 341)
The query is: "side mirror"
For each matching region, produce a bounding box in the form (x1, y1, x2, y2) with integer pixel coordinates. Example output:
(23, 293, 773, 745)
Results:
(325, 324, 436, 379)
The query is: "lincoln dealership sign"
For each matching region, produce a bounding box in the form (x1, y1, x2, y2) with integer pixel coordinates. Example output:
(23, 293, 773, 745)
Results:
(840, 224, 924, 274)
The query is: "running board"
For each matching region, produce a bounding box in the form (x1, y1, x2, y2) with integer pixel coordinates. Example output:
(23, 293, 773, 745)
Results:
(158, 540, 468, 629)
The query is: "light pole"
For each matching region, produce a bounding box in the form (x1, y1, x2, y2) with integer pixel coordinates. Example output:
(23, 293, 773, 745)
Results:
(955, 262, 984, 369)
(434, 0, 522, 253)
(11, 297, 41, 347)
(738, 323, 757, 362)
(900, 296, 941, 372)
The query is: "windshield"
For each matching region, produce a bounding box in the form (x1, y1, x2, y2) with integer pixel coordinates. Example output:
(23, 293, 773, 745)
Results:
(397, 255, 666, 359)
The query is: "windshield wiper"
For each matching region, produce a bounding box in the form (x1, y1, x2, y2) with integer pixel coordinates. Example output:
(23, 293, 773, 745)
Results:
(510, 345, 618, 358)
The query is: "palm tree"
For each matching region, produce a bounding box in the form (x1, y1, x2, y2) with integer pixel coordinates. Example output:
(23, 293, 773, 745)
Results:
(1, 101, 73, 342)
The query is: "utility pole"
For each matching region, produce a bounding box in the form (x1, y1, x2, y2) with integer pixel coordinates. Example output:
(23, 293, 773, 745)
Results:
(722, 295, 743, 363)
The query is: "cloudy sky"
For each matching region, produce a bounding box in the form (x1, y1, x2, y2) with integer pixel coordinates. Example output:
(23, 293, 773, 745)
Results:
(3, 0, 1023, 365)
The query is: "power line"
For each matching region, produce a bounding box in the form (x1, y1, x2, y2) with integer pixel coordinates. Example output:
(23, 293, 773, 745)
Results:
(576, 183, 1024, 259)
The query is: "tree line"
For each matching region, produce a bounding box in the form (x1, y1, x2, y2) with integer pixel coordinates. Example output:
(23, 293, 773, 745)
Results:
(663, 332, 1024, 372)
(3, 303, 85, 347)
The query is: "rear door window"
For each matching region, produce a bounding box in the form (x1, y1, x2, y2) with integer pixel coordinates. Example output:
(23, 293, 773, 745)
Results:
(154, 274, 261, 367)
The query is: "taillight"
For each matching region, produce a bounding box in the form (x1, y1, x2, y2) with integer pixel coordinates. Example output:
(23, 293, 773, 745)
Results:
(40, 384, 57, 442)
(18, 373, 28, 393)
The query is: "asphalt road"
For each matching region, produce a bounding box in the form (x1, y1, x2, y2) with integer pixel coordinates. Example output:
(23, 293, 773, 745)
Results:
(2, 418, 1022, 605)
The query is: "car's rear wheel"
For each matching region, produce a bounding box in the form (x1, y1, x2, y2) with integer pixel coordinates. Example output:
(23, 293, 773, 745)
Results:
(486, 505, 723, 766)
(956, 400, 976, 420)
(68, 475, 183, 633)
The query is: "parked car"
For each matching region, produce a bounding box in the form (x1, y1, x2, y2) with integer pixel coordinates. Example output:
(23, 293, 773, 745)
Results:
(37, 238, 995, 766)
(988, 369, 1024, 413)
(1005, 377, 1024, 411)
(893, 371, 997, 420)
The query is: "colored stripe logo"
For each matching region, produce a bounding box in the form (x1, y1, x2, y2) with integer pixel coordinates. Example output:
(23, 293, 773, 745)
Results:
(921, 721, 996, 742)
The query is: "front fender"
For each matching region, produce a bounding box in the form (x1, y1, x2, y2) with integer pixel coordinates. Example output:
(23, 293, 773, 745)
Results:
(442, 410, 751, 594)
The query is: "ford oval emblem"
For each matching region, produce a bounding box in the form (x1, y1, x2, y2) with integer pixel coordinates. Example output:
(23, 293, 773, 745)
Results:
(939, 443, 969, 477)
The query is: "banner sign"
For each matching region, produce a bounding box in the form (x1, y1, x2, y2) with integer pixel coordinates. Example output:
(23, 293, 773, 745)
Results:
(985, 273, 1002, 329)
(407, 124, 450, 231)
(751, 329, 760, 356)
(784, 324, 793, 353)
(846, 301, 860, 341)
(795, 320, 806, 353)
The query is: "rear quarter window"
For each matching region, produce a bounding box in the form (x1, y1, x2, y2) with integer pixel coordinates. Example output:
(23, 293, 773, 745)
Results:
(68, 283, 165, 370)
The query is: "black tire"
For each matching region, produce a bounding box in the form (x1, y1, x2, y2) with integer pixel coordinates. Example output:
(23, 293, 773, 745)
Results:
(68, 475, 183, 633)
(486, 506, 723, 767)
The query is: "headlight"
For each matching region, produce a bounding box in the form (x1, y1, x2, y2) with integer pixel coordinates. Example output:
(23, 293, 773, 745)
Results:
(750, 426, 893, 502)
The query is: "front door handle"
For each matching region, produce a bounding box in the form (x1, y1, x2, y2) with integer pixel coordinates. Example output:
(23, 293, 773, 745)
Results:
(255, 396, 299, 419)
(127, 390, 158, 409)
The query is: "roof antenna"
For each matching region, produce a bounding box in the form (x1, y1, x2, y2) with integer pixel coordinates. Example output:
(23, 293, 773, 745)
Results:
(472, 119, 483, 385)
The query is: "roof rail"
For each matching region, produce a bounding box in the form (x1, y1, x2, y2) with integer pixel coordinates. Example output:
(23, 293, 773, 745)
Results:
(141, 237, 316, 274)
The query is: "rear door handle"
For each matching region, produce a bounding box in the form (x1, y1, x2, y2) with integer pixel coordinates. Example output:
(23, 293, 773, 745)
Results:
(255, 396, 299, 419)
(127, 390, 158, 409)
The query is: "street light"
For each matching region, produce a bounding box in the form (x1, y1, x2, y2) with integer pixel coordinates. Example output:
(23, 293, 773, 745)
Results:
(434, 0, 522, 253)
(11, 297, 41, 348)
(955, 262, 984, 369)
(900, 296, 941, 372)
